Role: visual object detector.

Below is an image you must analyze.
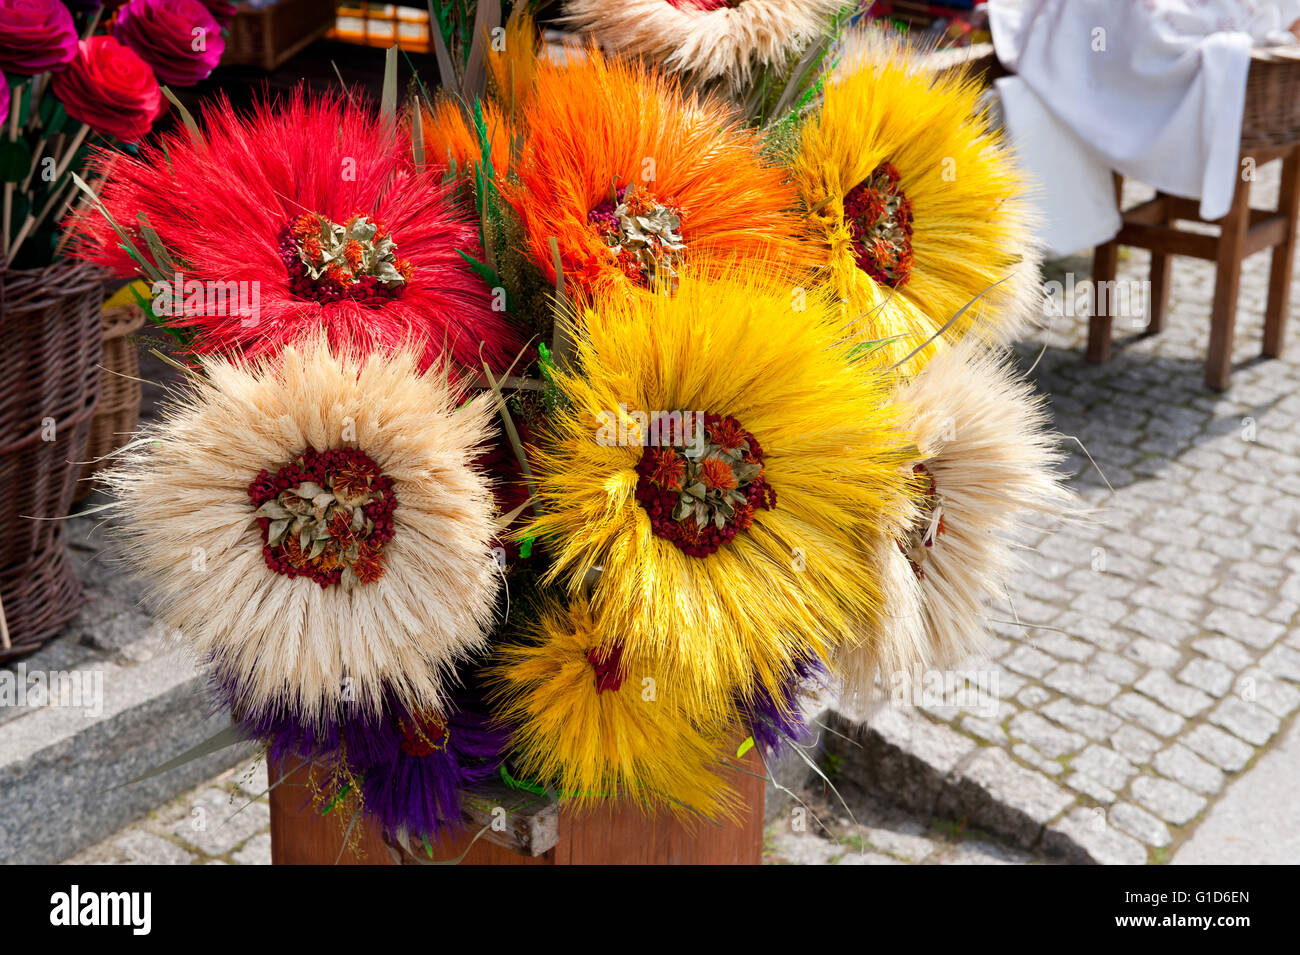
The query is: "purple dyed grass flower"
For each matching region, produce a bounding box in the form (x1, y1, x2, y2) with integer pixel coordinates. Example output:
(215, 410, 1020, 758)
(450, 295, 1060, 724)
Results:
(738, 655, 825, 758)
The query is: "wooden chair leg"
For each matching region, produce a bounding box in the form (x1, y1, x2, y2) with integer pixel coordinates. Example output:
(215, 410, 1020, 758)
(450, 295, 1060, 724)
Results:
(1206, 172, 1253, 390)
(1263, 146, 1300, 358)
(1147, 191, 1174, 333)
(1088, 172, 1124, 363)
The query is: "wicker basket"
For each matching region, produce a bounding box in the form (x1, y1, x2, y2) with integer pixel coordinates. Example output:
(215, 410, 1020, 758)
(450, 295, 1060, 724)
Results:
(76, 302, 145, 501)
(0, 261, 104, 661)
(1241, 49, 1300, 151)
(221, 0, 340, 71)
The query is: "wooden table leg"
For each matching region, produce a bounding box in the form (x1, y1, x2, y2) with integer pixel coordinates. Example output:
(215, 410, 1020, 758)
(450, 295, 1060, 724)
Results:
(1206, 172, 1253, 390)
(1263, 146, 1300, 358)
(1087, 172, 1124, 363)
(1147, 191, 1174, 333)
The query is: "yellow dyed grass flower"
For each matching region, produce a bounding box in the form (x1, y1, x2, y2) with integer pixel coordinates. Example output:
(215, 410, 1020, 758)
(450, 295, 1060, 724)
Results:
(791, 34, 1039, 376)
(488, 599, 739, 818)
(522, 265, 920, 716)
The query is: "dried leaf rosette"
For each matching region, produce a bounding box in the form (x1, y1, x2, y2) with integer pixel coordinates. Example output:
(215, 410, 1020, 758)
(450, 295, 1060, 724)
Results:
(101, 341, 502, 731)
(791, 37, 1039, 376)
(522, 265, 920, 716)
(71, 90, 519, 375)
(838, 341, 1076, 698)
(502, 47, 814, 305)
(563, 0, 847, 91)
(488, 600, 739, 818)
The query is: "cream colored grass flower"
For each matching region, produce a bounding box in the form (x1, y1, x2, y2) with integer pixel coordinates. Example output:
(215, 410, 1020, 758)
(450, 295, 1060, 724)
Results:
(838, 341, 1077, 698)
(563, 0, 846, 90)
(102, 341, 501, 727)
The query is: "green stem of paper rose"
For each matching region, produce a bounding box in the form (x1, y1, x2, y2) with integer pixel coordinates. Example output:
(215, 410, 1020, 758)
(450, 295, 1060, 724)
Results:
(5, 122, 90, 266)
(22, 72, 46, 135)
(80, 7, 102, 43)
(2, 79, 22, 261)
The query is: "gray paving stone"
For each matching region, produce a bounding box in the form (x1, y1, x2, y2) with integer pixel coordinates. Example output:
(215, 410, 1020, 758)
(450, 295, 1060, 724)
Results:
(1112, 692, 1186, 738)
(67, 828, 196, 866)
(1122, 607, 1200, 644)
(1260, 644, 1300, 684)
(941, 747, 1076, 849)
(1089, 651, 1142, 686)
(232, 832, 271, 866)
(1042, 663, 1121, 706)
(1177, 657, 1235, 697)
(1017, 685, 1052, 708)
(169, 787, 271, 858)
(1109, 802, 1172, 848)
(1208, 582, 1272, 616)
(960, 714, 1008, 745)
(1235, 669, 1300, 719)
(837, 850, 906, 865)
(1041, 699, 1123, 740)
(1181, 723, 1256, 772)
(1204, 607, 1285, 649)
(1110, 724, 1165, 765)
(1031, 630, 1094, 662)
(1012, 743, 1064, 776)
(1130, 588, 1205, 622)
(1209, 696, 1281, 746)
(1066, 772, 1117, 804)
(1001, 645, 1057, 679)
(1123, 637, 1182, 670)
(1130, 775, 1207, 826)
(1133, 670, 1214, 717)
(1066, 613, 1130, 652)
(1077, 736, 1143, 789)
(939, 840, 1032, 865)
(1152, 744, 1225, 796)
(1072, 592, 1130, 625)
(1044, 806, 1148, 865)
(1191, 635, 1257, 670)
(1008, 711, 1087, 758)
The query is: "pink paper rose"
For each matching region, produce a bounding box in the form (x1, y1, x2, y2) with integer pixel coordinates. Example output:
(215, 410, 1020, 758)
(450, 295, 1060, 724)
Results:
(0, 0, 79, 75)
(112, 0, 225, 87)
(53, 36, 163, 143)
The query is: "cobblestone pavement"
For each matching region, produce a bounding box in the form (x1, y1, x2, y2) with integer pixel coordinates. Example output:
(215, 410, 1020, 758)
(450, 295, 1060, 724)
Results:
(64, 759, 271, 865)
(764, 780, 1055, 865)
(867, 164, 1300, 864)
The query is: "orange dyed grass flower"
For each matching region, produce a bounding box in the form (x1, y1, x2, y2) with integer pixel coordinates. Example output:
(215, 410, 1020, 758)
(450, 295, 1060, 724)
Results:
(502, 46, 815, 301)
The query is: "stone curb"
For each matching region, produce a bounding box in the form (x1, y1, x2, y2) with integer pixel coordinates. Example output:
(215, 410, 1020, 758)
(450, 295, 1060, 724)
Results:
(0, 632, 253, 864)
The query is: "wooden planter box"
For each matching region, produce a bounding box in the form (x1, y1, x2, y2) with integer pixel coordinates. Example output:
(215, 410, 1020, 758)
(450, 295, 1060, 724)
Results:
(268, 746, 766, 865)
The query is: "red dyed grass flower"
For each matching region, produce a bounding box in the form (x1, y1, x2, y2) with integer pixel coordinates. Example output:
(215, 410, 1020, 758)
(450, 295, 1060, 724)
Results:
(70, 90, 519, 375)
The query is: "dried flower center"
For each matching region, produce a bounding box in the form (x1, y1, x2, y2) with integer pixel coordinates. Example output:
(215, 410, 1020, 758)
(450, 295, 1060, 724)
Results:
(845, 162, 914, 289)
(899, 463, 944, 579)
(634, 412, 775, 559)
(588, 184, 686, 291)
(248, 446, 396, 590)
(280, 212, 414, 304)
(587, 642, 627, 694)
(398, 711, 451, 757)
